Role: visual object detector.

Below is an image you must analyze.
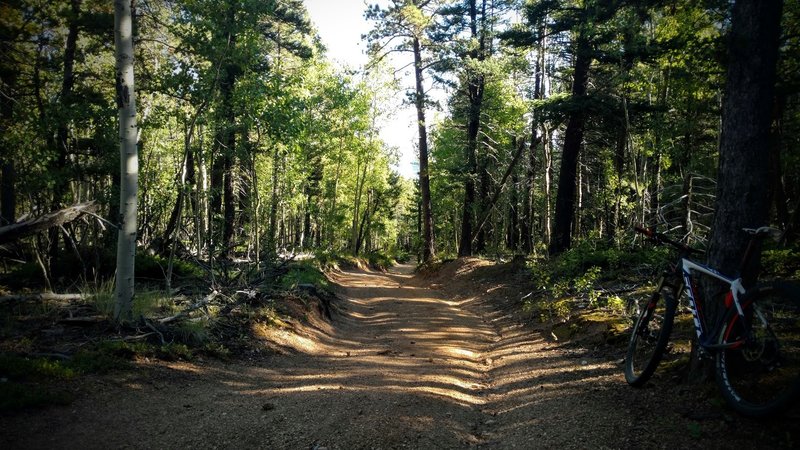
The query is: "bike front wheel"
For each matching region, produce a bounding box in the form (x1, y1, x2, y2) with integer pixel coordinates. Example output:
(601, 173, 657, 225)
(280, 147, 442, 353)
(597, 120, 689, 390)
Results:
(715, 281, 800, 417)
(625, 288, 677, 386)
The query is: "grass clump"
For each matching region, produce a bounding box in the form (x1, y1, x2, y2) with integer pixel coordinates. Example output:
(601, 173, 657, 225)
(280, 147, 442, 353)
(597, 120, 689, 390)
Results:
(281, 260, 330, 290)
(314, 250, 359, 271)
(135, 253, 204, 280)
(0, 354, 79, 412)
(0, 354, 77, 380)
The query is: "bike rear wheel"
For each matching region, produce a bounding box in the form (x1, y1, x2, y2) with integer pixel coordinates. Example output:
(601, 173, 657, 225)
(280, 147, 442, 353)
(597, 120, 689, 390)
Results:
(625, 288, 677, 386)
(715, 282, 800, 417)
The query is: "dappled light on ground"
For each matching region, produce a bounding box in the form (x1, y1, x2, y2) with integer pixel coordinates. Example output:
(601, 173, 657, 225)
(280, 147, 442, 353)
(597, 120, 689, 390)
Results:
(2, 261, 797, 449)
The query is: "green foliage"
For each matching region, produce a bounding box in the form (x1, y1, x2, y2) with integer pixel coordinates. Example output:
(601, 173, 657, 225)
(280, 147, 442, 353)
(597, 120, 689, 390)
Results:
(761, 249, 800, 279)
(313, 250, 359, 271)
(0, 354, 77, 381)
(525, 240, 668, 322)
(393, 249, 412, 264)
(174, 319, 210, 346)
(201, 342, 232, 360)
(601, 294, 627, 313)
(523, 296, 573, 323)
(83, 278, 115, 316)
(546, 238, 669, 280)
(0, 339, 204, 413)
(78, 340, 194, 365)
(366, 251, 395, 271)
(70, 347, 132, 374)
(281, 260, 330, 290)
(0, 349, 124, 411)
(84, 280, 174, 319)
(135, 254, 204, 280)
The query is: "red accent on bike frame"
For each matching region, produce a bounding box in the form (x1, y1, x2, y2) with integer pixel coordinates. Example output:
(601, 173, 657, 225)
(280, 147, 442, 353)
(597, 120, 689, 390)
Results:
(725, 291, 733, 308)
(722, 298, 753, 348)
(723, 314, 744, 349)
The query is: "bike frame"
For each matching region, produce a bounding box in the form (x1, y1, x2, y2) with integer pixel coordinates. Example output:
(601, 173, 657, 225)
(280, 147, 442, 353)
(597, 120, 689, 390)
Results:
(676, 257, 748, 349)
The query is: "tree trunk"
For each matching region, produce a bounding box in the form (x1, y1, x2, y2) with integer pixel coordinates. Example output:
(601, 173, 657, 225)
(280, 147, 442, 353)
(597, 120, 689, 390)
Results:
(413, 36, 435, 262)
(543, 126, 552, 248)
(524, 29, 546, 254)
(508, 171, 519, 251)
(267, 146, 281, 254)
(161, 138, 191, 252)
(476, 162, 490, 253)
(522, 136, 535, 254)
(457, 0, 486, 258)
(0, 61, 16, 226)
(709, 0, 782, 281)
(113, 0, 139, 322)
(770, 93, 789, 228)
(693, 0, 783, 379)
(0, 162, 13, 225)
(550, 32, 591, 255)
(470, 136, 530, 245)
(612, 126, 626, 241)
(49, 0, 82, 273)
(350, 158, 367, 254)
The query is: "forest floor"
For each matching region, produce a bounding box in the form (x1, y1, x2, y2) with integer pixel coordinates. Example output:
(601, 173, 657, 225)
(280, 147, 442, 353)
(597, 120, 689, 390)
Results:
(1, 259, 799, 449)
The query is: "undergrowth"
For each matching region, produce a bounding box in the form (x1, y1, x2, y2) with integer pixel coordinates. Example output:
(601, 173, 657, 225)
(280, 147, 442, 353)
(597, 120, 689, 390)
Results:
(313, 249, 397, 271)
(0, 338, 220, 411)
(281, 260, 331, 290)
(523, 238, 669, 343)
(523, 236, 800, 349)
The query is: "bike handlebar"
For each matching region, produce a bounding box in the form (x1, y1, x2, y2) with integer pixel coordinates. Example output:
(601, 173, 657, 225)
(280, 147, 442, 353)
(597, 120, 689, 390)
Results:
(634, 226, 703, 255)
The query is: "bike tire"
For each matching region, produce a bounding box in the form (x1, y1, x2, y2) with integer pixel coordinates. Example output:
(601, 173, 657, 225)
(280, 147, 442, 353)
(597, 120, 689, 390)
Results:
(715, 281, 800, 417)
(625, 288, 677, 386)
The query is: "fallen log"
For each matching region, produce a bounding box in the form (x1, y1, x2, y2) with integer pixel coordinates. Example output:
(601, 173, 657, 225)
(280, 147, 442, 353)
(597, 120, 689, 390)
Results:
(0, 201, 100, 245)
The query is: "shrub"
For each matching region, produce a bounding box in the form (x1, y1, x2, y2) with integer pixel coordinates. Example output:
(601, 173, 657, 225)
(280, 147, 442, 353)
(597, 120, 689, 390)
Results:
(135, 253, 204, 280)
(367, 251, 395, 270)
(281, 260, 329, 290)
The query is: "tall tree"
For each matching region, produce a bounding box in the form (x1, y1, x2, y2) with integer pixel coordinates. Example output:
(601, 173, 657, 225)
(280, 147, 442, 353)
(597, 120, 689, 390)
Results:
(113, 0, 139, 321)
(708, 0, 783, 281)
(547, 4, 592, 255)
(366, 0, 438, 262)
(456, 0, 488, 257)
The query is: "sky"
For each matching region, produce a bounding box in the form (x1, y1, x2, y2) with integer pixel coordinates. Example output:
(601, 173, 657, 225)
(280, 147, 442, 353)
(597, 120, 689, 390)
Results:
(304, 0, 420, 179)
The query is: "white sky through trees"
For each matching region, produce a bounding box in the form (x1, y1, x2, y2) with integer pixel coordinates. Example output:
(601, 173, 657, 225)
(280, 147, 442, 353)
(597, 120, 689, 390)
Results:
(304, 0, 419, 179)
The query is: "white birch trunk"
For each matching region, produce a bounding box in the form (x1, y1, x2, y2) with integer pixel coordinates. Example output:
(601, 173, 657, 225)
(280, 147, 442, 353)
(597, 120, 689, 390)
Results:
(113, 0, 138, 322)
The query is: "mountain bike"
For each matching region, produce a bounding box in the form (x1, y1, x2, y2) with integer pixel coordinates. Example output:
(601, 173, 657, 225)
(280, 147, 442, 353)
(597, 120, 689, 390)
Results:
(624, 225, 800, 417)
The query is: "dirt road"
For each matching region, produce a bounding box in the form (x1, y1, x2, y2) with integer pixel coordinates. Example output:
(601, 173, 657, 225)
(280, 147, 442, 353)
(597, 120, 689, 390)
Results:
(1, 262, 796, 449)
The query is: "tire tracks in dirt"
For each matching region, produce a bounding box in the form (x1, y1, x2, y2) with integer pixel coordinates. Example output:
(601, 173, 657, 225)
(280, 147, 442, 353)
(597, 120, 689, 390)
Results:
(2, 262, 797, 449)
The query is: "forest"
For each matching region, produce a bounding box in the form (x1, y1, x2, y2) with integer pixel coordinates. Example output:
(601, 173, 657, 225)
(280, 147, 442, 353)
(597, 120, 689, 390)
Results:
(1, 0, 799, 302)
(1, 0, 799, 447)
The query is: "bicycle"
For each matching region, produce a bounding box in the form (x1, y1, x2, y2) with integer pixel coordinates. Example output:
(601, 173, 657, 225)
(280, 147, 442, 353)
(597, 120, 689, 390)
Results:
(624, 225, 800, 417)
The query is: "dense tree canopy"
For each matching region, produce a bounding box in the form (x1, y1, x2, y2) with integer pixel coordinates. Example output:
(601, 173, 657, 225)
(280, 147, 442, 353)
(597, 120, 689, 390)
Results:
(0, 0, 797, 295)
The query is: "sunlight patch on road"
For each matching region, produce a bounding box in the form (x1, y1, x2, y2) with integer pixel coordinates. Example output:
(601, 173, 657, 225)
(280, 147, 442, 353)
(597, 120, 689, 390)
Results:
(444, 347, 479, 359)
(252, 323, 325, 354)
(258, 383, 487, 407)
